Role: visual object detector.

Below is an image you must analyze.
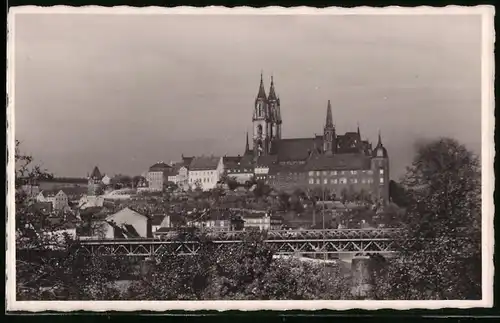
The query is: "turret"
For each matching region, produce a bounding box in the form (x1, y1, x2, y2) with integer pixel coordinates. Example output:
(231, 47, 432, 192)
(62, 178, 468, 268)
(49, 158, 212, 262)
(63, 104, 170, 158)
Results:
(371, 130, 389, 205)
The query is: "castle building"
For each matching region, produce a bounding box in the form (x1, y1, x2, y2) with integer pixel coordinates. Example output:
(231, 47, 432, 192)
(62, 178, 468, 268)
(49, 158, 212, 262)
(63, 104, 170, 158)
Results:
(247, 73, 390, 204)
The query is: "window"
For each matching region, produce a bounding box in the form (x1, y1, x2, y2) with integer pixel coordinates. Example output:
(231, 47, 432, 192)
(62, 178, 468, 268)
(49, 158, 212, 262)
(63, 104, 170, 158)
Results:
(316, 171, 320, 176)
(316, 179, 320, 185)
(367, 170, 373, 175)
(331, 171, 337, 176)
(380, 169, 384, 175)
(380, 178, 384, 184)
(334, 179, 338, 184)
(351, 170, 357, 175)
(362, 179, 366, 184)
(309, 178, 314, 184)
(340, 171, 345, 175)
(308, 171, 314, 176)
(340, 178, 347, 184)
(322, 171, 327, 176)
(352, 178, 358, 184)
(324, 179, 328, 184)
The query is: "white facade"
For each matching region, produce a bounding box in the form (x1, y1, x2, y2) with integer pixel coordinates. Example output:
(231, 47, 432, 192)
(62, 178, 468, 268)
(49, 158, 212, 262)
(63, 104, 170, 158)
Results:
(36, 190, 69, 211)
(188, 157, 224, 191)
(101, 175, 112, 186)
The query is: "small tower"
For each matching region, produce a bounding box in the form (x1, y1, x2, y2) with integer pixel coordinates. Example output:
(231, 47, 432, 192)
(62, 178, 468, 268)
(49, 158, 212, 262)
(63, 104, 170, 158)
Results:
(253, 72, 270, 158)
(88, 166, 104, 196)
(244, 131, 252, 156)
(323, 100, 336, 155)
(370, 131, 390, 205)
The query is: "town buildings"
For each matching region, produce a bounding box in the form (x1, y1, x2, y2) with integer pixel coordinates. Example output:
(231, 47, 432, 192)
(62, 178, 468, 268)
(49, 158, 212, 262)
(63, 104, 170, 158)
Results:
(187, 156, 224, 191)
(36, 189, 69, 211)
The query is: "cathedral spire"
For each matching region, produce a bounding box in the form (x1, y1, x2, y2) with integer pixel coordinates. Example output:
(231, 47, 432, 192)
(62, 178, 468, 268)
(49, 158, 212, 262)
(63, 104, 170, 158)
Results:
(377, 129, 383, 147)
(357, 122, 361, 137)
(268, 75, 277, 101)
(245, 131, 250, 152)
(325, 100, 333, 127)
(256, 71, 267, 100)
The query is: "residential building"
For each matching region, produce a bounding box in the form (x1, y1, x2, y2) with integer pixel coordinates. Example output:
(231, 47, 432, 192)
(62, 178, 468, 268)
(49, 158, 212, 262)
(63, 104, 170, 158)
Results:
(188, 156, 224, 191)
(167, 156, 193, 190)
(146, 162, 172, 191)
(101, 174, 112, 186)
(36, 189, 69, 211)
(241, 211, 283, 231)
(224, 151, 254, 185)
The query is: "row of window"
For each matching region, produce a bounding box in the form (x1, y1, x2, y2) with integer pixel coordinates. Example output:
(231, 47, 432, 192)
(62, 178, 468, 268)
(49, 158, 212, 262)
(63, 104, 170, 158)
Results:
(189, 177, 215, 183)
(308, 177, 384, 185)
(308, 169, 384, 177)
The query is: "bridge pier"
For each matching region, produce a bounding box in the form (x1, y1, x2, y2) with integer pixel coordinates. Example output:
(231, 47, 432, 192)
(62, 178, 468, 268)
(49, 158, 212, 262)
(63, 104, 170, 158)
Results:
(350, 255, 374, 299)
(139, 257, 156, 278)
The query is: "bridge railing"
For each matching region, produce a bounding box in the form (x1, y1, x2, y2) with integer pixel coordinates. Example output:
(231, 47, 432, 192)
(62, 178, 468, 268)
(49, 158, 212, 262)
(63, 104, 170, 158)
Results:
(77, 228, 402, 244)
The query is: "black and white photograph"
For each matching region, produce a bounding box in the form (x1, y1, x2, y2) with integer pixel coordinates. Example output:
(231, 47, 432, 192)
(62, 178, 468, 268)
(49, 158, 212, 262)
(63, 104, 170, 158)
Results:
(6, 6, 494, 311)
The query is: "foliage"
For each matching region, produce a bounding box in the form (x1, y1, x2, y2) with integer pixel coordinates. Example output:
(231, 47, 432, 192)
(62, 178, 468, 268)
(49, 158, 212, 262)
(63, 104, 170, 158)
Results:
(374, 138, 481, 300)
(126, 231, 350, 300)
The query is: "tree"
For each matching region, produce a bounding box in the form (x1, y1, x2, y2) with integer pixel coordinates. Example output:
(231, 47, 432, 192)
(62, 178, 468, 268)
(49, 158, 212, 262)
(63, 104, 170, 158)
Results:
(375, 138, 481, 300)
(14, 141, 120, 300)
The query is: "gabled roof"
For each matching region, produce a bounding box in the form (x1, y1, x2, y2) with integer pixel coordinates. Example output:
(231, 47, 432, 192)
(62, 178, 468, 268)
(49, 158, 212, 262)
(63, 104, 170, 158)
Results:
(255, 155, 278, 167)
(189, 156, 221, 171)
(149, 162, 172, 172)
(305, 153, 371, 171)
(223, 156, 243, 165)
(271, 137, 323, 162)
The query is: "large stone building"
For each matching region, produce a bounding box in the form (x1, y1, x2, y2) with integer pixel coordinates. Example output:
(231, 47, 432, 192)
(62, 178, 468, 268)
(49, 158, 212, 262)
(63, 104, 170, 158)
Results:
(246, 74, 390, 204)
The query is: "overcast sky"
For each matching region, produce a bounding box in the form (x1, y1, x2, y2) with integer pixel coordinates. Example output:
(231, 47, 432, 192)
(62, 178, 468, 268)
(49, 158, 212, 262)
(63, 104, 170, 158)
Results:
(13, 13, 482, 179)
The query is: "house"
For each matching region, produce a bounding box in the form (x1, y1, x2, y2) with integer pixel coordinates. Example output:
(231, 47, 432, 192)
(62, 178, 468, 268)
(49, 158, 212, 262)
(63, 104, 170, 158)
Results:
(101, 174, 112, 186)
(36, 189, 69, 211)
(223, 155, 254, 185)
(241, 211, 283, 231)
(188, 209, 244, 231)
(188, 156, 224, 191)
(104, 207, 152, 239)
(146, 162, 172, 191)
(167, 156, 193, 190)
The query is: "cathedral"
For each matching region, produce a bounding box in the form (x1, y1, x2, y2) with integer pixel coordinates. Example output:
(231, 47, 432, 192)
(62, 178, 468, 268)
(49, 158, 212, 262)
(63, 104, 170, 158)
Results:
(239, 73, 390, 203)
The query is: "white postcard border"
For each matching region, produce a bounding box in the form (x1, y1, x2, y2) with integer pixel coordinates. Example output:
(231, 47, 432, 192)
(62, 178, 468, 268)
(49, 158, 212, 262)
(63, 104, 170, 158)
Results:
(6, 5, 495, 312)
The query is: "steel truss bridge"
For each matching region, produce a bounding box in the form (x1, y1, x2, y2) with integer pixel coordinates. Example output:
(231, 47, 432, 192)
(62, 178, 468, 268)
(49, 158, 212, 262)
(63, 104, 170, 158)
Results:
(77, 228, 402, 257)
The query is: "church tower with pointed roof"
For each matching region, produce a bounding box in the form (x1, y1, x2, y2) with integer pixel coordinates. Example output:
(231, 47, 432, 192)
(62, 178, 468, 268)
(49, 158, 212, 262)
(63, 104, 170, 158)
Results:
(267, 75, 282, 142)
(323, 100, 336, 155)
(253, 72, 271, 158)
